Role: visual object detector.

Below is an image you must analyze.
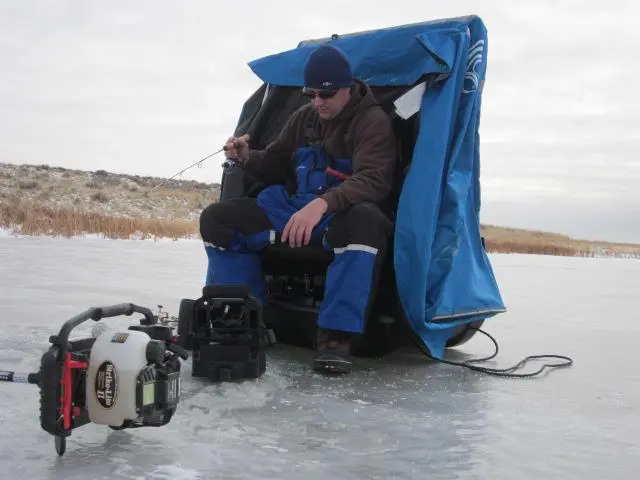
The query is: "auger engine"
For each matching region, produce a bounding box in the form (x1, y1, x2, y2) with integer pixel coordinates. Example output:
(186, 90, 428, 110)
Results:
(0, 303, 188, 456)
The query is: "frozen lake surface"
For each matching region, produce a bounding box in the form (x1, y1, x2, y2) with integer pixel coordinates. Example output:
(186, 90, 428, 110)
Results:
(0, 233, 638, 479)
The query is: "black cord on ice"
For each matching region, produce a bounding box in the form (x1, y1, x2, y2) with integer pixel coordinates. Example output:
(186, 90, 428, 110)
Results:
(430, 327, 573, 378)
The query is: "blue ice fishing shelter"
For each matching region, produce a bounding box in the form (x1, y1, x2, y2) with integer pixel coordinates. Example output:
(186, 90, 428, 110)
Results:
(219, 15, 506, 360)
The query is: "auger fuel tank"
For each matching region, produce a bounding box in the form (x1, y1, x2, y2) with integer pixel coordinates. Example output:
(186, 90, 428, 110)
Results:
(85, 329, 152, 426)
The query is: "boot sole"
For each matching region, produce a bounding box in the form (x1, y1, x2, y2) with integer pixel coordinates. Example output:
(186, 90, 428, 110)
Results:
(313, 356, 352, 375)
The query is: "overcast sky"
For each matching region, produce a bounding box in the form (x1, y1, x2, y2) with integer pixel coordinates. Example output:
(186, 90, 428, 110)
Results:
(0, 0, 638, 243)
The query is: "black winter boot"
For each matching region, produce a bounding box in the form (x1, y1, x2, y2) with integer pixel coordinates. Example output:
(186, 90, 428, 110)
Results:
(313, 328, 353, 375)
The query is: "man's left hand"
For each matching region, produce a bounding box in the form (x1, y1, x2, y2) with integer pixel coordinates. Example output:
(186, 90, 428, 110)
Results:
(282, 198, 328, 247)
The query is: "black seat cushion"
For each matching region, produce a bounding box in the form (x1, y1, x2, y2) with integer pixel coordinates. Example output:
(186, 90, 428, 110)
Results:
(260, 242, 334, 275)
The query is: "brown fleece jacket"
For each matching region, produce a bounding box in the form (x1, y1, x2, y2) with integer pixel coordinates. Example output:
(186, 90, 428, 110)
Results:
(239, 80, 397, 213)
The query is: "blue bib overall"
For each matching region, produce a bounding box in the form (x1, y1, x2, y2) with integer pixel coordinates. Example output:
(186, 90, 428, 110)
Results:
(204, 145, 377, 334)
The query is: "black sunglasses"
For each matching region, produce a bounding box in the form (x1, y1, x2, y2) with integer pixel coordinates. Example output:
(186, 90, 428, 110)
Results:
(302, 87, 339, 99)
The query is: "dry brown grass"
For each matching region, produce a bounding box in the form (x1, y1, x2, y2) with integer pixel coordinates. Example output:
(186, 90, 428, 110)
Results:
(0, 198, 198, 240)
(3, 197, 639, 259)
(481, 224, 640, 258)
(2, 159, 639, 260)
(484, 239, 589, 257)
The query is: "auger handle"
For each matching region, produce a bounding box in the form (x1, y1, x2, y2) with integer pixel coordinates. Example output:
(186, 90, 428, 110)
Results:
(51, 303, 156, 360)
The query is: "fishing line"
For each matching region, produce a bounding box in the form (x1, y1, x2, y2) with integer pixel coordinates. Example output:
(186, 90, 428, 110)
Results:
(428, 327, 573, 378)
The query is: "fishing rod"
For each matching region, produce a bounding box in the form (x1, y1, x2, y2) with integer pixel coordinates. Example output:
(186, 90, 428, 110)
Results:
(144, 140, 244, 196)
(144, 148, 224, 195)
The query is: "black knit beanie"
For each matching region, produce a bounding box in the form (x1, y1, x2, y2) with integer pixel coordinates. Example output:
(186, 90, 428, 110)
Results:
(303, 44, 353, 90)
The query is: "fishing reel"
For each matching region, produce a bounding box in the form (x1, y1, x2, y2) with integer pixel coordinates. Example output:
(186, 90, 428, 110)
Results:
(221, 158, 237, 173)
(1, 303, 188, 456)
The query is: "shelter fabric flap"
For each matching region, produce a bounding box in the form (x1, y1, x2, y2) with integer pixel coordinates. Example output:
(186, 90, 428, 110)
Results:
(394, 16, 506, 359)
(246, 20, 473, 87)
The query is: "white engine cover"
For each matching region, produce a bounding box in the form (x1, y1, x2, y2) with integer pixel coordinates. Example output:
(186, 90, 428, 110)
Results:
(86, 328, 151, 425)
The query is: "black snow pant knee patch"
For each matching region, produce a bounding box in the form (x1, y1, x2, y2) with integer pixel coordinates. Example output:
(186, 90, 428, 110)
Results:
(199, 198, 274, 248)
(324, 202, 394, 250)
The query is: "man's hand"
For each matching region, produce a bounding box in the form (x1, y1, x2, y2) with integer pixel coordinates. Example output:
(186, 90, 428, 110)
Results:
(224, 134, 250, 163)
(282, 198, 328, 247)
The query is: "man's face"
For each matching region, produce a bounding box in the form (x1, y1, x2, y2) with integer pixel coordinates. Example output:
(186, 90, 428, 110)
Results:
(304, 87, 351, 120)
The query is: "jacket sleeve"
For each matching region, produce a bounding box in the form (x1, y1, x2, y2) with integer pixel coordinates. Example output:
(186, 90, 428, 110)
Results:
(238, 108, 303, 185)
(320, 108, 397, 212)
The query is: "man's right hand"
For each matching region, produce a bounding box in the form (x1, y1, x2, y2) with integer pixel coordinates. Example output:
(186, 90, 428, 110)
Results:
(224, 134, 250, 163)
